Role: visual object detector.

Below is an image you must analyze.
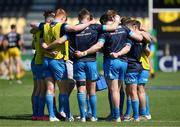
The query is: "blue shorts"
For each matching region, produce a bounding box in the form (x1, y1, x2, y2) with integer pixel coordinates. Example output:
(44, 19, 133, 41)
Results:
(103, 58, 127, 80)
(73, 61, 98, 81)
(43, 57, 54, 78)
(125, 72, 140, 85)
(31, 59, 45, 80)
(138, 70, 149, 85)
(43, 57, 67, 80)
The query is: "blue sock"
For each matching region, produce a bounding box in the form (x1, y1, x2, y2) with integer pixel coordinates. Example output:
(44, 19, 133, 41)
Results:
(46, 94, 55, 117)
(86, 98, 92, 114)
(62, 94, 70, 118)
(113, 107, 120, 119)
(58, 94, 64, 112)
(125, 98, 132, 116)
(38, 96, 45, 117)
(89, 94, 97, 118)
(146, 95, 150, 115)
(108, 91, 113, 116)
(53, 97, 58, 115)
(120, 90, 125, 116)
(77, 92, 86, 118)
(140, 107, 146, 116)
(132, 99, 139, 119)
(33, 96, 39, 116)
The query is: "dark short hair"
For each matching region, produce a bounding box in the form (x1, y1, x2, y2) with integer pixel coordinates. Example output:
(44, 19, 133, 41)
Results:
(11, 24, 16, 29)
(78, 8, 93, 21)
(100, 13, 114, 25)
(134, 20, 141, 30)
(43, 10, 54, 18)
(121, 17, 131, 25)
(0, 25, 2, 30)
(106, 10, 118, 18)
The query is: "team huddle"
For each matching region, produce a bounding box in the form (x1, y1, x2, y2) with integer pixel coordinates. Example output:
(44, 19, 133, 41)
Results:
(30, 8, 152, 122)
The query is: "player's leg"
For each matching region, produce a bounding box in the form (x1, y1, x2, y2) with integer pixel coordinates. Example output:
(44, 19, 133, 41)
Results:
(43, 58, 59, 121)
(36, 64, 47, 120)
(3, 51, 10, 80)
(120, 84, 125, 118)
(86, 61, 98, 122)
(73, 61, 86, 122)
(130, 84, 139, 121)
(0, 51, 4, 77)
(124, 84, 132, 120)
(125, 72, 140, 121)
(8, 50, 14, 80)
(137, 85, 146, 116)
(107, 79, 120, 121)
(104, 59, 121, 122)
(31, 60, 40, 120)
(86, 94, 92, 118)
(14, 47, 22, 82)
(86, 80, 97, 121)
(49, 59, 72, 121)
(138, 70, 151, 120)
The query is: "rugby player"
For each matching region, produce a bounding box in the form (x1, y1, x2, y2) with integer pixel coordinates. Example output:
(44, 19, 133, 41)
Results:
(30, 11, 54, 121)
(123, 20, 152, 122)
(5, 24, 24, 83)
(0, 26, 9, 79)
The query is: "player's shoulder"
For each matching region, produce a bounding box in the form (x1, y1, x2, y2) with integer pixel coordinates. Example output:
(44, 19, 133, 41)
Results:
(89, 23, 101, 29)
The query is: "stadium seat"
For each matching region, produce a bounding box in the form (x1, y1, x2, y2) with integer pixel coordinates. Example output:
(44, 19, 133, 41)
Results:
(9, 18, 17, 25)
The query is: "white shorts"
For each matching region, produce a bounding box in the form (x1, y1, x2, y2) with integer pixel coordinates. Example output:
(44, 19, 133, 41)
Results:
(65, 60, 74, 80)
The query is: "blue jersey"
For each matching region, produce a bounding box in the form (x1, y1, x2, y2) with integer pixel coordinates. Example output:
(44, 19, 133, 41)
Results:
(126, 39, 143, 72)
(98, 25, 131, 61)
(67, 24, 104, 62)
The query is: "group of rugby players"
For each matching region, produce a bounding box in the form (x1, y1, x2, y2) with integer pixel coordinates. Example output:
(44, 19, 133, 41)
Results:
(30, 8, 152, 122)
(0, 24, 24, 82)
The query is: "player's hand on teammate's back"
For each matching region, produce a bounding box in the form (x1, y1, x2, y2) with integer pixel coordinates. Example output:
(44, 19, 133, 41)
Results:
(75, 50, 86, 58)
(42, 43, 48, 49)
(89, 19, 96, 24)
(50, 51, 58, 57)
(110, 52, 119, 58)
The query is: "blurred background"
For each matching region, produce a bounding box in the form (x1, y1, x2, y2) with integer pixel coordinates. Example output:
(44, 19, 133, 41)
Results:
(0, 0, 179, 72)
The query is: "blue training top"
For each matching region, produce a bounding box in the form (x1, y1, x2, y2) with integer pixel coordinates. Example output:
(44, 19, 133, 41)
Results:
(67, 24, 105, 62)
(98, 25, 132, 62)
(126, 39, 147, 72)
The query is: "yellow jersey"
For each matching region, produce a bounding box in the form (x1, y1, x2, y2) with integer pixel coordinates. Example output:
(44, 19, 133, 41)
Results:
(33, 30, 43, 64)
(43, 22, 69, 60)
(140, 51, 150, 70)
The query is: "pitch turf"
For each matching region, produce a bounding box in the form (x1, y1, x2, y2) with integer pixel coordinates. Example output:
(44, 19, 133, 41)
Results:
(0, 72, 180, 127)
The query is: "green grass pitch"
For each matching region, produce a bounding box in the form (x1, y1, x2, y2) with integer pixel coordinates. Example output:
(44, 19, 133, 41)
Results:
(0, 71, 180, 127)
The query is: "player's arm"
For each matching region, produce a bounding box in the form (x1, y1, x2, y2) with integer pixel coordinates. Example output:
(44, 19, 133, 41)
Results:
(75, 37, 105, 58)
(2, 38, 8, 48)
(110, 43, 131, 58)
(129, 30, 143, 42)
(65, 19, 96, 32)
(143, 44, 151, 57)
(42, 35, 68, 50)
(17, 34, 24, 48)
(31, 36, 35, 49)
(140, 31, 152, 43)
(30, 22, 40, 28)
(125, 26, 143, 42)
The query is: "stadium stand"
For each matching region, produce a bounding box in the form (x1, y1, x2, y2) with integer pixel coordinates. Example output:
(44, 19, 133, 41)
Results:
(0, 0, 148, 49)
